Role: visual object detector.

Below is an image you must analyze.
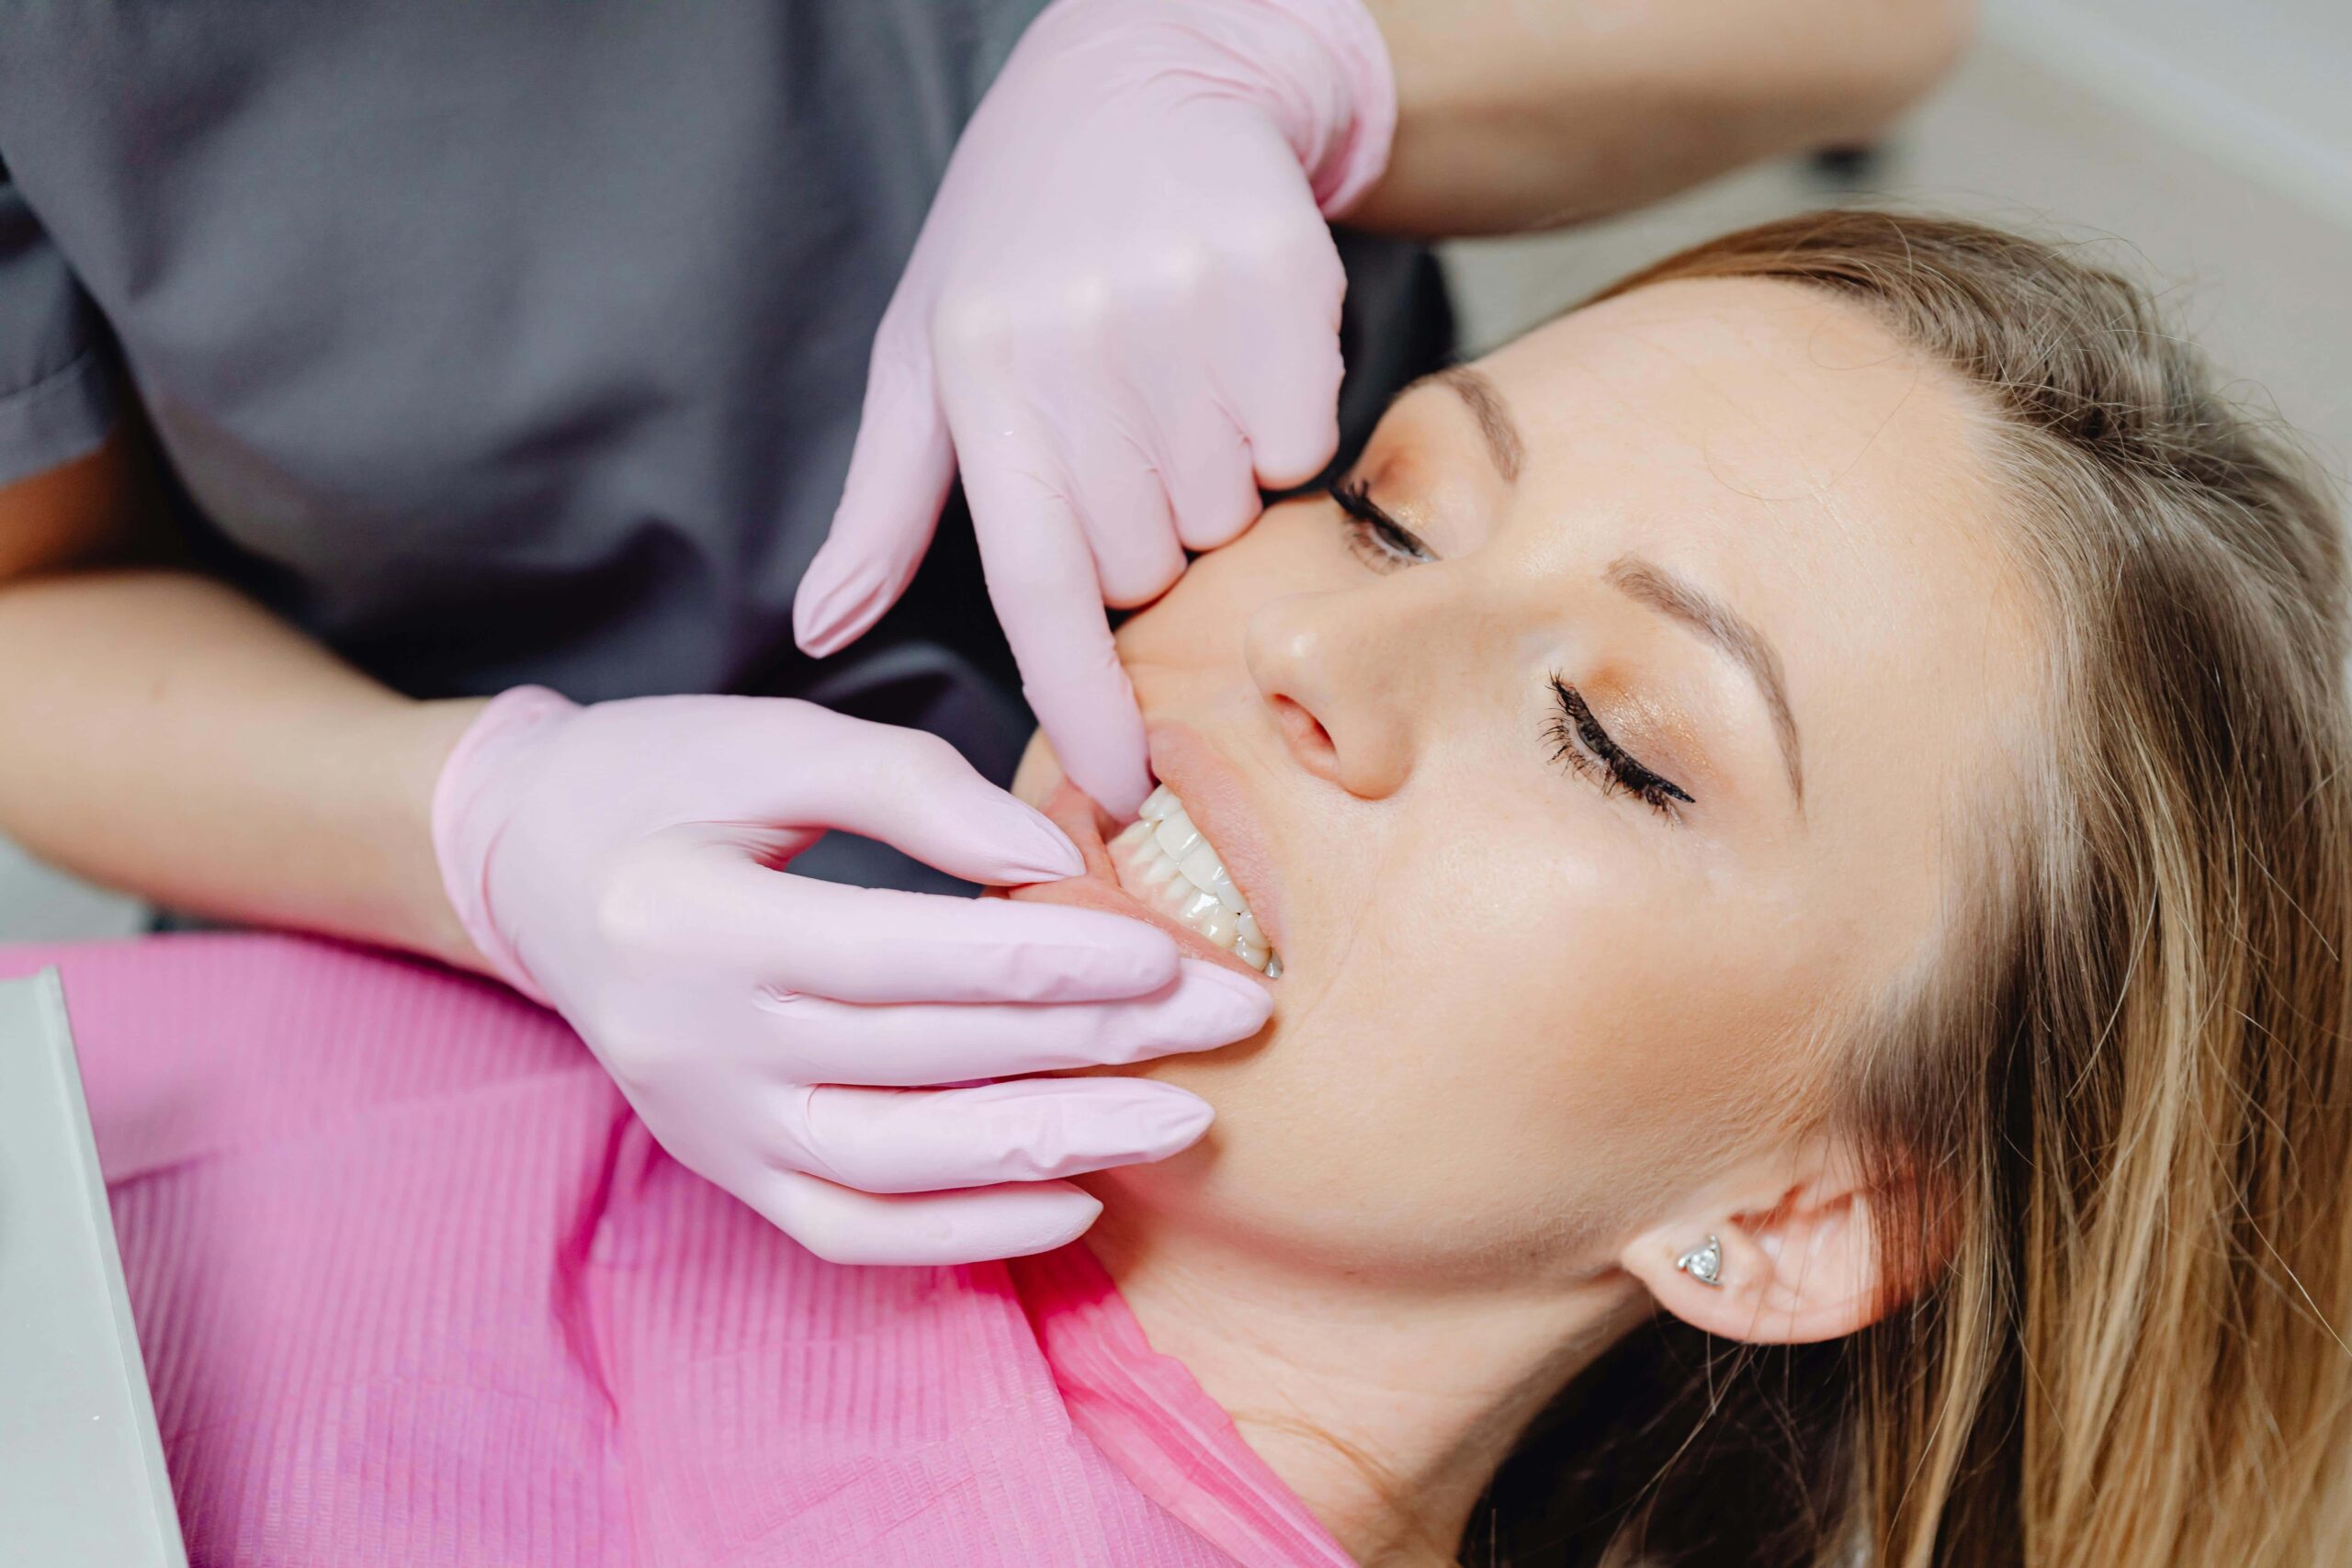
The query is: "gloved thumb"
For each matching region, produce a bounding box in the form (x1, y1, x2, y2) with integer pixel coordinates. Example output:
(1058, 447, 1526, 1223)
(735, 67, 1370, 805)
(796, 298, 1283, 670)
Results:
(795, 332, 956, 657)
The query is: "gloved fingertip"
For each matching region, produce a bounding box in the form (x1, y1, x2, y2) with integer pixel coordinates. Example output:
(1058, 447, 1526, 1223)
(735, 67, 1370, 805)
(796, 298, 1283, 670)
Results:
(1171, 959, 1275, 1041)
(978, 1187, 1104, 1260)
(1137, 1086, 1216, 1153)
(792, 559, 876, 656)
(987, 1082, 1216, 1182)
(997, 810, 1087, 883)
(805, 510, 925, 644)
(1061, 744, 1152, 824)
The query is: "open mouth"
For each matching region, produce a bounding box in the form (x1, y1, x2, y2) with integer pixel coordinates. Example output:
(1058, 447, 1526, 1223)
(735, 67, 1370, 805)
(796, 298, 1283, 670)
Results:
(1010, 745, 1286, 987)
(1108, 785, 1281, 976)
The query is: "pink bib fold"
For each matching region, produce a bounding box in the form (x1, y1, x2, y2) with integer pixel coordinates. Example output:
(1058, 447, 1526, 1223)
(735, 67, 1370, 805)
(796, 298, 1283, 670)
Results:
(1, 934, 1354, 1567)
(1012, 1245, 1357, 1567)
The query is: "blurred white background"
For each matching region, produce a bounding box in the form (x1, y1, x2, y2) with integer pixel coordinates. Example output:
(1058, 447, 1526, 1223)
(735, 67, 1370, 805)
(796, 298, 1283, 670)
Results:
(1444, 0, 2352, 459)
(7, 0, 2349, 942)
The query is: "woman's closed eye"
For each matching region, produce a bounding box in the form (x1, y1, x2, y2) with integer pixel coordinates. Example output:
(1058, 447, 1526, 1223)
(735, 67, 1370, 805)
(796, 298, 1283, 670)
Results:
(1547, 676, 1693, 819)
(1330, 478, 1435, 570)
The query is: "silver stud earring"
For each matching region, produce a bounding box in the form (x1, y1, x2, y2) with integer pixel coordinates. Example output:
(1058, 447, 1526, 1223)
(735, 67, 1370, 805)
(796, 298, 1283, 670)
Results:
(1675, 1235, 1724, 1288)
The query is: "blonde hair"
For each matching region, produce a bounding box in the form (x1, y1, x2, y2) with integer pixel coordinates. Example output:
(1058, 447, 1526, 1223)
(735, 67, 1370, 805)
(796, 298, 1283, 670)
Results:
(1474, 212, 2352, 1566)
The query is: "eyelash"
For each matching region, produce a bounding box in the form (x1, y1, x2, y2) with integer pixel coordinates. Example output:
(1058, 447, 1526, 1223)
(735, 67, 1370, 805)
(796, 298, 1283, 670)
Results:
(1329, 478, 1434, 570)
(1328, 478, 1695, 821)
(1546, 676, 1694, 818)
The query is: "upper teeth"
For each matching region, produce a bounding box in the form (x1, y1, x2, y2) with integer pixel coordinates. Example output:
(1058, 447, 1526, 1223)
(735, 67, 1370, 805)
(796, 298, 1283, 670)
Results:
(1110, 784, 1283, 976)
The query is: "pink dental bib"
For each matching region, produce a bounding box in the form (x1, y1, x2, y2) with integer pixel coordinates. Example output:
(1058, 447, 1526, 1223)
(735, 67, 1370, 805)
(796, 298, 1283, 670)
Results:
(5, 934, 1353, 1567)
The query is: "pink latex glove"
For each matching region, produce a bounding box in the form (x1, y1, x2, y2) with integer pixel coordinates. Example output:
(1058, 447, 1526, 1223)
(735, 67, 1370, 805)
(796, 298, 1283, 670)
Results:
(432, 687, 1272, 1265)
(792, 0, 1396, 818)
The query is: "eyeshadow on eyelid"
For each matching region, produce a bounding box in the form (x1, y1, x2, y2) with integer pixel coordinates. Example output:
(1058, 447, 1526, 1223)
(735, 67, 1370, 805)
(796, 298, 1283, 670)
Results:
(1597, 680, 1710, 790)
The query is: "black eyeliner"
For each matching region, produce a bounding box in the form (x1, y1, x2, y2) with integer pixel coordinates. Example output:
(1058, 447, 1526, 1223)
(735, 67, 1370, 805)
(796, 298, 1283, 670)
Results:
(1329, 478, 1436, 566)
(1547, 675, 1694, 817)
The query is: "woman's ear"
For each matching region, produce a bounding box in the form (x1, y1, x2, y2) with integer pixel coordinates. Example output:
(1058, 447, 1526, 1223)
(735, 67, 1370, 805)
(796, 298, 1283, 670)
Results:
(1617, 1133, 1930, 1345)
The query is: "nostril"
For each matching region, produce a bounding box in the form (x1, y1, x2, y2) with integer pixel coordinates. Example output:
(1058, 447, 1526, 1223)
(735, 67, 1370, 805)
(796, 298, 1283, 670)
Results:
(1269, 694, 1340, 779)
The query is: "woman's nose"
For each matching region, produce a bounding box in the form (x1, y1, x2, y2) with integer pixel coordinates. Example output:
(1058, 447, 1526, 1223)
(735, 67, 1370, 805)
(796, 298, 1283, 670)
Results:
(1243, 592, 1415, 798)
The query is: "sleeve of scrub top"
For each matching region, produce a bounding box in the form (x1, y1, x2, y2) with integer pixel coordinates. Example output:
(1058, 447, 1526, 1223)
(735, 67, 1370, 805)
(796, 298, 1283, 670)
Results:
(0, 158, 117, 489)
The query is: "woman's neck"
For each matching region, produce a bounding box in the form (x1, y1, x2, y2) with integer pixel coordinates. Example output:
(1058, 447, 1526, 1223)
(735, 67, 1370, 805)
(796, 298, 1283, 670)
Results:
(1085, 1204, 1649, 1568)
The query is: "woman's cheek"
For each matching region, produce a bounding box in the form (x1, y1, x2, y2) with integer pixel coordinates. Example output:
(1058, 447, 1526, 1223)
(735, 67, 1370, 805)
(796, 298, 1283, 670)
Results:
(1008, 730, 1064, 808)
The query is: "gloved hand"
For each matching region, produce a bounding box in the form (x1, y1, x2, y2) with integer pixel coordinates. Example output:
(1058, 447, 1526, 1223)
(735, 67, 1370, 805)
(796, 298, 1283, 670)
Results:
(432, 687, 1271, 1265)
(792, 0, 1396, 818)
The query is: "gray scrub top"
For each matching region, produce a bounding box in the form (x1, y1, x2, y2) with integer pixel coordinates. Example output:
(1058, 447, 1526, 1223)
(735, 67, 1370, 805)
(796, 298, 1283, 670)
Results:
(0, 2, 1449, 885)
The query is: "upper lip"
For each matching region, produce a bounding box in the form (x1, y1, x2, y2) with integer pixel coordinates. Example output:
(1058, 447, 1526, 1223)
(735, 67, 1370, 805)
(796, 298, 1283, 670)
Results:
(1145, 721, 1289, 964)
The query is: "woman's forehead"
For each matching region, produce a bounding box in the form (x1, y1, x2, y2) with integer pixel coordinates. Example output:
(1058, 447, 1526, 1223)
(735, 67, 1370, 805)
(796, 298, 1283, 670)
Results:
(1453, 278, 2008, 644)
(1476, 278, 1976, 501)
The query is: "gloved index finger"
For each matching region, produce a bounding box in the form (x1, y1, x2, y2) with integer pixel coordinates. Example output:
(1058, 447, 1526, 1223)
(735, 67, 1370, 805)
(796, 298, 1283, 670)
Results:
(956, 430, 1154, 819)
(749, 703, 1086, 886)
(1021, 607, 1152, 823)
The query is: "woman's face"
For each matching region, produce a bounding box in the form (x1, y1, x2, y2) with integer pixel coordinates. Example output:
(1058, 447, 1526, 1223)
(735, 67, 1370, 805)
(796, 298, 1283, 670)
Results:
(1012, 278, 2041, 1282)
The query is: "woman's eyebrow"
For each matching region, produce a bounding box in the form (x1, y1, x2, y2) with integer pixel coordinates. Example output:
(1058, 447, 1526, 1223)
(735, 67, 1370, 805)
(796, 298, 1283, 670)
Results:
(1604, 555, 1806, 811)
(1427, 367, 1523, 481)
